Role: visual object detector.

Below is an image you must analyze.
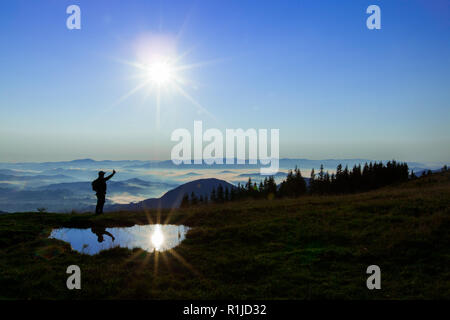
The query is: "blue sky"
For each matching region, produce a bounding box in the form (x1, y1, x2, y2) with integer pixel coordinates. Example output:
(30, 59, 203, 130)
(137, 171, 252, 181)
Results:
(0, 0, 449, 162)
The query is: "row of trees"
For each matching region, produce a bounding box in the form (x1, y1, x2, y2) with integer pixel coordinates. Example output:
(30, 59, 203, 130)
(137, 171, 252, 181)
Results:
(180, 176, 279, 207)
(310, 161, 409, 194)
(181, 161, 411, 207)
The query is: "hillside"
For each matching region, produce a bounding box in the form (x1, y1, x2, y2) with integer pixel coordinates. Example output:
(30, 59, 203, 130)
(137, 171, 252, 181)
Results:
(0, 171, 449, 299)
(106, 178, 234, 211)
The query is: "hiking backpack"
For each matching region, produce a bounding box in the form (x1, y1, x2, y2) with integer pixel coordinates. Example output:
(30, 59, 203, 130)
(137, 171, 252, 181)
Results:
(91, 179, 100, 192)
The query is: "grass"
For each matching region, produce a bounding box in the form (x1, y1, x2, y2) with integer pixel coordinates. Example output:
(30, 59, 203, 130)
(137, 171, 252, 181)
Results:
(0, 171, 449, 299)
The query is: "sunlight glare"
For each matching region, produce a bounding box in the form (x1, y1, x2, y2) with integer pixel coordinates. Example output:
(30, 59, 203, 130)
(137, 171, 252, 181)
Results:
(111, 33, 218, 125)
(151, 225, 164, 249)
(147, 60, 174, 85)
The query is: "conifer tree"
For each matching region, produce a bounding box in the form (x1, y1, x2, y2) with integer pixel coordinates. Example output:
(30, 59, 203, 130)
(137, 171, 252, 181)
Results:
(210, 188, 216, 203)
(309, 168, 316, 194)
(224, 187, 229, 202)
(190, 192, 198, 206)
(180, 193, 190, 208)
(217, 184, 224, 202)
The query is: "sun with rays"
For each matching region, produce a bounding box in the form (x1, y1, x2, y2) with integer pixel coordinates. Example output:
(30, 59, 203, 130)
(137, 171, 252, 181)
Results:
(113, 34, 218, 127)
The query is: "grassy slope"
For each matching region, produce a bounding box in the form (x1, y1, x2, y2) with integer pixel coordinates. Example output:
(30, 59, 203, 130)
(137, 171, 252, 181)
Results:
(0, 171, 449, 299)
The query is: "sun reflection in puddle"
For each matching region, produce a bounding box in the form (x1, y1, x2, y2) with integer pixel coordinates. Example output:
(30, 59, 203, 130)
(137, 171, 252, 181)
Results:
(49, 224, 190, 255)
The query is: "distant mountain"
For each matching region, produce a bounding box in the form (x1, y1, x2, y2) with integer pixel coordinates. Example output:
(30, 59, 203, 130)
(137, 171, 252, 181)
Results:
(0, 173, 80, 189)
(0, 158, 440, 172)
(0, 187, 77, 212)
(177, 172, 202, 178)
(0, 173, 75, 182)
(238, 172, 287, 178)
(118, 158, 431, 171)
(64, 158, 97, 164)
(34, 178, 172, 194)
(0, 159, 151, 171)
(414, 167, 445, 177)
(0, 169, 40, 176)
(0, 178, 177, 213)
(107, 178, 234, 211)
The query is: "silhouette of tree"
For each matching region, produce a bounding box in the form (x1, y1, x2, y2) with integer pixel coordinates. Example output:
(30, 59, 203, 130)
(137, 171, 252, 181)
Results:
(224, 187, 230, 201)
(217, 184, 224, 203)
(190, 192, 198, 206)
(267, 176, 277, 198)
(309, 168, 316, 194)
(279, 166, 306, 197)
(246, 178, 253, 194)
(180, 193, 190, 208)
(210, 187, 217, 203)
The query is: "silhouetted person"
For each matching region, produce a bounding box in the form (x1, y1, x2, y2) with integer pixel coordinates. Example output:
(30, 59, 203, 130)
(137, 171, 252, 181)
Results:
(91, 226, 115, 242)
(92, 170, 116, 214)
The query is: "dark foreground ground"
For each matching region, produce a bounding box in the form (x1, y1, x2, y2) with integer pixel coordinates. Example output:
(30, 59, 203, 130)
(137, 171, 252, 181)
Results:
(0, 172, 449, 299)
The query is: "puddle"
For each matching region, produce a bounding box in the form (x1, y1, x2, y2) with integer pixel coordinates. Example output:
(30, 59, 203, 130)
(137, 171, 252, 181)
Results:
(49, 224, 190, 255)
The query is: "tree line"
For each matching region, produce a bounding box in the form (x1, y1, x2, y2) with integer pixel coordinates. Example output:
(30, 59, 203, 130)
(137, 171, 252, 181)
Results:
(310, 161, 409, 194)
(181, 161, 416, 207)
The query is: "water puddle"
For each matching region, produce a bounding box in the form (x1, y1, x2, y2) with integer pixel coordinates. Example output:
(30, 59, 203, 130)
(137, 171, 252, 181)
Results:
(49, 224, 190, 255)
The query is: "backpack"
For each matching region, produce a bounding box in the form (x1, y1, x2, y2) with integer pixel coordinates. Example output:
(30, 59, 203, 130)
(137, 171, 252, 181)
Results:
(92, 179, 100, 192)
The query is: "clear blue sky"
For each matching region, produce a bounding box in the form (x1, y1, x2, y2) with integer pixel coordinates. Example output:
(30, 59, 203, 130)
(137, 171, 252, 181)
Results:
(0, 0, 449, 162)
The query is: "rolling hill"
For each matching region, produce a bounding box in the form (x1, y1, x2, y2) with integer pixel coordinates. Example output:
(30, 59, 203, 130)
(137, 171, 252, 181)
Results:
(107, 178, 234, 211)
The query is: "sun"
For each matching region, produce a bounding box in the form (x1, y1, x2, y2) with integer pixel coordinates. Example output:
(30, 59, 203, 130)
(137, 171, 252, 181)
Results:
(147, 60, 174, 86)
(112, 34, 219, 127)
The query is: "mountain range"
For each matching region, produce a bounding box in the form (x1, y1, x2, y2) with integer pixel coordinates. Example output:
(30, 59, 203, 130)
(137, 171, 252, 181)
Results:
(0, 158, 447, 213)
(1, 158, 441, 171)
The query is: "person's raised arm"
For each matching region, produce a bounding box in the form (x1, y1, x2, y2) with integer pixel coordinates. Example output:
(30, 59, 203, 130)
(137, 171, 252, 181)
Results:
(105, 170, 116, 181)
(104, 230, 115, 241)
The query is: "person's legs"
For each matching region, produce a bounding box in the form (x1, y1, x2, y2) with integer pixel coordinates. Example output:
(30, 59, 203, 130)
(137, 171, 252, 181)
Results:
(95, 195, 101, 214)
(98, 194, 105, 214)
(96, 193, 105, 214)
